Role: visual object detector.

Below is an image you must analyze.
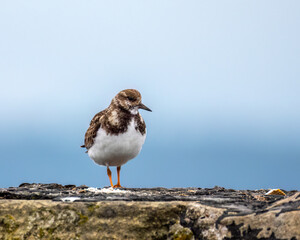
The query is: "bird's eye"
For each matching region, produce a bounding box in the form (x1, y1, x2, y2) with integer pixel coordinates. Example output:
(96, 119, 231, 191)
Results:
(128, 96, 135, 101)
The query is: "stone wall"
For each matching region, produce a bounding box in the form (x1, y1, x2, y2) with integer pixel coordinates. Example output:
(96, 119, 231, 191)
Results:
(0, 184, 299, 239)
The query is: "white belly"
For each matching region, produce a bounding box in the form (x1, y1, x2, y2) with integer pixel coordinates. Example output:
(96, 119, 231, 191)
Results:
(88, 120, 146, 166)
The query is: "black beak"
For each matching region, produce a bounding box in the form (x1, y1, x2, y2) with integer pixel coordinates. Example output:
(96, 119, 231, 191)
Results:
(138, 103, 152, 112)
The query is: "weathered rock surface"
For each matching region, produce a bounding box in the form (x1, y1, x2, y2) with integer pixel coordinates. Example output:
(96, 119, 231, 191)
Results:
(0, 183, 299, 239)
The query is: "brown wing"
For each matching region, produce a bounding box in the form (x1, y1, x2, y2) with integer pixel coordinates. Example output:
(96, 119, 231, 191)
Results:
(81, 109, 107, 150)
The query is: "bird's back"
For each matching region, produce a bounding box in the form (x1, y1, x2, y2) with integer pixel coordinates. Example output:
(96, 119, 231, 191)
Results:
(81, 109, 107, 150)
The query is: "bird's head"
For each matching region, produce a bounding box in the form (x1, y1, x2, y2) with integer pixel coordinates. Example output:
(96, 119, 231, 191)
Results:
(112, 89, 152, 114)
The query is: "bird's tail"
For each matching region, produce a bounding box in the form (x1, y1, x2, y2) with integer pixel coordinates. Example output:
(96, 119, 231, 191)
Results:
(80, 145, 88, 153)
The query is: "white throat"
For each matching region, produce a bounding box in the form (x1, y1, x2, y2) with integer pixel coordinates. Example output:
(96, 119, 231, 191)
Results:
(130, 107, 139, 115)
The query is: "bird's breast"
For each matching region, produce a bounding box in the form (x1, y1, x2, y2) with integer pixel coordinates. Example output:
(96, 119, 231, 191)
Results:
(88, 119, 146, 166)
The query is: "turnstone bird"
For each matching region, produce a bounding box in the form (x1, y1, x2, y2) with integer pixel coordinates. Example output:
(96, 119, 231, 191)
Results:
(81, 89, 151, 188)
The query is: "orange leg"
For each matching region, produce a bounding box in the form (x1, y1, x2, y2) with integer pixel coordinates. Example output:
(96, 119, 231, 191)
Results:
(113, 166, 122, 188)
(107, 166, 114, 188)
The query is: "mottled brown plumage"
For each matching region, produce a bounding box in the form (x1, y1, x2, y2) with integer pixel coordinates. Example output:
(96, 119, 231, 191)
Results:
(81, 89, 150, 151)
(81, 110, 107, 150)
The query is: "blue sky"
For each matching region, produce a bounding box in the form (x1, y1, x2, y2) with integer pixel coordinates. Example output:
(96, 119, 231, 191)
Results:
(0, 1, 299, 189)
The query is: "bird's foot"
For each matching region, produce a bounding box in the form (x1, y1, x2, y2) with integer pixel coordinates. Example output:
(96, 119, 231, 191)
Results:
(113, 184, 123, 188)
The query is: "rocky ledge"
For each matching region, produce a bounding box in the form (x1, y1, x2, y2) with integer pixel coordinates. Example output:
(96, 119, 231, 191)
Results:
(0, 183, 299, 240)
